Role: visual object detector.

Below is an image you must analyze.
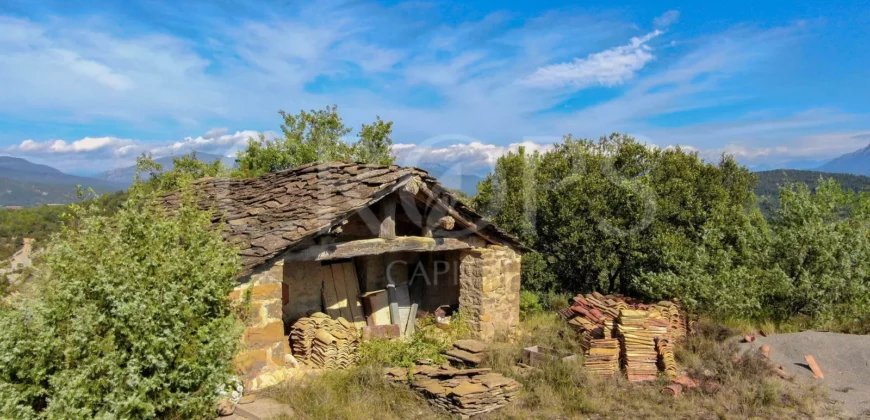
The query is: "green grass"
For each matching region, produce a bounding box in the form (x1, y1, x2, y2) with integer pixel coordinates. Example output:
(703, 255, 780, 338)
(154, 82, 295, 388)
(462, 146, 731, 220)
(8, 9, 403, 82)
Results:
(266, 314, 831, 420)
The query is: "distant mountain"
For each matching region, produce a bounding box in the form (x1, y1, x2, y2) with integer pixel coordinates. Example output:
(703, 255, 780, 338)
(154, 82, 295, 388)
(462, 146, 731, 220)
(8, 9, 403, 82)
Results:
(0, 156, 126, 206)
(755, 169, 870, 198)
(748, 159, 829, 172)
(419, 163, 485, 197)
(94, 151, 235, 187)
(818, 143, 870, 176)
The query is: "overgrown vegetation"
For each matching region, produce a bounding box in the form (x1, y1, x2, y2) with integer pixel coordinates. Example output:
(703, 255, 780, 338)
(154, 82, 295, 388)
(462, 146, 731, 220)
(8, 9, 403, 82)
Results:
(0, 179, 241, 417)
(269, 315, 828, 420)
(475, 134, 870, 330)
(358, 313, 472, 368)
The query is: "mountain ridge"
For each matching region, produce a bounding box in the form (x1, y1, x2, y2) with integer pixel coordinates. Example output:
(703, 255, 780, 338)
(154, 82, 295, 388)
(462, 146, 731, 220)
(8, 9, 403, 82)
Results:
(94, 151, 235, 186)
(817, 143, 870, 175)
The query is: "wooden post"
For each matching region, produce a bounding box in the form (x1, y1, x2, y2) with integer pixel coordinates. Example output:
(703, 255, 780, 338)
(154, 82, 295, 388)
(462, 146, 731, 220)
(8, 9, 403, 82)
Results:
(386, 284, 401, 325)
(379, 195, 397, 240)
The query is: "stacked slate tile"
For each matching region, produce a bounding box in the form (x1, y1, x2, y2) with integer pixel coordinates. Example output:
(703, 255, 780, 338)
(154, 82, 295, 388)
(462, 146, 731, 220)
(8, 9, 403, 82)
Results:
(290, 313, 359, 369)
(584, 338, 620, 378)
(385, 364, 521, 418)
(444, 339, 487, 366)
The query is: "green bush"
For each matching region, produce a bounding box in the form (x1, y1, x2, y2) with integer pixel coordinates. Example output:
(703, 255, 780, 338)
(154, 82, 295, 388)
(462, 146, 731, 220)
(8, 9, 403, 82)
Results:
(519, 291, 543, 318)
(0, 189, 242, 419)
(358, 314, 472, 369)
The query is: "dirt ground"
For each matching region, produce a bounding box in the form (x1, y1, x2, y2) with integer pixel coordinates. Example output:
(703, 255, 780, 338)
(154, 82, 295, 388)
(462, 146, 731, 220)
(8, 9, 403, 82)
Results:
(739, 331, 870, 419)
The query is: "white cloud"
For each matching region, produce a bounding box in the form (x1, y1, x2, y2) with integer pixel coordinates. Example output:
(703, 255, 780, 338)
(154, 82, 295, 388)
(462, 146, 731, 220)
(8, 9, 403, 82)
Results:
(11, 137, 136, 154)
(654, 11, 680, 28)
(522, 30, 662, 89)
(394, 140, 555, 174)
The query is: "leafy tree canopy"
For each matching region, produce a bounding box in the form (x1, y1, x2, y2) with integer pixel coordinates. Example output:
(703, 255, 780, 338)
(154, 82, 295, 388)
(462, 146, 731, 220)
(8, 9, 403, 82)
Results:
(234, 105, 395, 178)
(475, 133, 870, 325)
(135, 152, 229, 194)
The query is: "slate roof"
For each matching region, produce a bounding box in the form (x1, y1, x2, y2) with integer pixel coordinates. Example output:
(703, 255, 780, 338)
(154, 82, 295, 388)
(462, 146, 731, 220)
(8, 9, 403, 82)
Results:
(160, 162, 526, 277)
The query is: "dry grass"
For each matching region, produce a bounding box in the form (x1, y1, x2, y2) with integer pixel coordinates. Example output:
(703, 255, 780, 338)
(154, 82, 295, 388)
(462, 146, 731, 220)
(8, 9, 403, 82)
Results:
(265, 365, 444, 420)
(266, 314, 831, 420)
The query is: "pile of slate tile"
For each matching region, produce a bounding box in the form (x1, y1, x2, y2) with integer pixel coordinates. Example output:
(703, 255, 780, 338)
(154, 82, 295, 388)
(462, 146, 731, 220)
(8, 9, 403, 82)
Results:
(444, 339, 487, 366)
(385, 364, 521, 418)
(290, 313, 359, 369)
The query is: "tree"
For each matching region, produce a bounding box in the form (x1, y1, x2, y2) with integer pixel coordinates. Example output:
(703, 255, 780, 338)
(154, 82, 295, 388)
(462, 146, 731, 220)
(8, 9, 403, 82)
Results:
(766, 179, 870, 322)
(234, 105, 395, 178)
(476, 134, 766, 304)
(135, 152, 228, 194)
(0, 186, 242, 418)
(353, 117, 395, 166)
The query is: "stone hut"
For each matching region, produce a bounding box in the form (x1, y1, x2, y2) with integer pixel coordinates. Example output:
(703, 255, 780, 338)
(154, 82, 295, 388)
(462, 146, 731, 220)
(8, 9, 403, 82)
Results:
(161, 162, 527, 389)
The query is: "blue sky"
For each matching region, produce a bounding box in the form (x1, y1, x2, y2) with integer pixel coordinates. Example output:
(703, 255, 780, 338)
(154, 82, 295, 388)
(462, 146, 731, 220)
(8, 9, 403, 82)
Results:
(0, 0, 868, 174)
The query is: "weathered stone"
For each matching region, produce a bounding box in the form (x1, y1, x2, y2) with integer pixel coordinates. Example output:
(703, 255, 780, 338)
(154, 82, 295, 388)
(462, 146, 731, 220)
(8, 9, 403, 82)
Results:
(216, 397, 235, 416)
(244, 321, 284, 345)
(250, 283, 281, 299)
(453, 339, 488, 354)
(235, 348, 269, 375)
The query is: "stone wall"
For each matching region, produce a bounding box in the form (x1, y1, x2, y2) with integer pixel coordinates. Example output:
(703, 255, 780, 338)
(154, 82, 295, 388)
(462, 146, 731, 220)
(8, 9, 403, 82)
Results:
(228, 260, 290, 391)
(458, 245, 522, 340)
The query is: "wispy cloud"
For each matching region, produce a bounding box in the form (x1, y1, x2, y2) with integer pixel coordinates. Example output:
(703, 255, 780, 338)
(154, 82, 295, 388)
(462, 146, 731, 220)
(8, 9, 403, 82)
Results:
(654, 10, 680, 28)
(521, 30, 663, 89)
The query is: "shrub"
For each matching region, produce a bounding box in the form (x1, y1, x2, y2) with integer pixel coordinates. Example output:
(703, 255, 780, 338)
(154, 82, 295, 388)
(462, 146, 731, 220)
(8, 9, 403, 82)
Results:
(519, 290, 543, 318)
(0, 190, 242, 419)
(358, 314, 472, 369)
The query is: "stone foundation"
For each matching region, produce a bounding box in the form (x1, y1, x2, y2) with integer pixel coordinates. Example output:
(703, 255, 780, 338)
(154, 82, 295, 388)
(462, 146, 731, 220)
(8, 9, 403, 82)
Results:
(459, 245, 522, 340)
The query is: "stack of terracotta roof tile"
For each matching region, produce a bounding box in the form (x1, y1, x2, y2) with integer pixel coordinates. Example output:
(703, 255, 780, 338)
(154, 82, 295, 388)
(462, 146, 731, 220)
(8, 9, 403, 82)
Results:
(656, 337, 678, 379)
(560, 293, 689, 342)
(584, 338, 620, 378)
(561, 293, 635, 340)
(290, 313, 359, 369)
(385, 365, 521, 418)
(616, 309, 667, 382)
(648, 301, 688, 341)
(560, 293, 691, 380)
(289, 312, 333, 360)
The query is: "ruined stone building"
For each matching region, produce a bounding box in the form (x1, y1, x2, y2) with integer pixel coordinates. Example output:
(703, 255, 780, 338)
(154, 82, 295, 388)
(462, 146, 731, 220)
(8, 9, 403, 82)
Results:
(161, 162, 526, 389)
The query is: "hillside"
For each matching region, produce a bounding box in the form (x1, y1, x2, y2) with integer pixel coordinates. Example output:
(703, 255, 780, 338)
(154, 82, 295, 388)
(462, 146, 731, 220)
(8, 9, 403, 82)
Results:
(94, 151, 235, 186)
(755, 169, 870, 198)
(818, 143, 870, 175)
(0, 156, 126, 206)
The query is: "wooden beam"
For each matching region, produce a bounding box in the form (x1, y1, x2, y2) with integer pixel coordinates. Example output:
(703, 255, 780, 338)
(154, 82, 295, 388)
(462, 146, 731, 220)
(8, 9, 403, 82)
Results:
(379, 194, 397, 240)
(415, 183, 507, 247)
(285, 236, 475, 262)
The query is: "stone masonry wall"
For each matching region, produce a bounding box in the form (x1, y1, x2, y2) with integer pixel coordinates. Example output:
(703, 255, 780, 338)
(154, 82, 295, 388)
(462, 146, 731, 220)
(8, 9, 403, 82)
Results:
(458, 245, 522, 341)
(228, 260, 290, 391)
